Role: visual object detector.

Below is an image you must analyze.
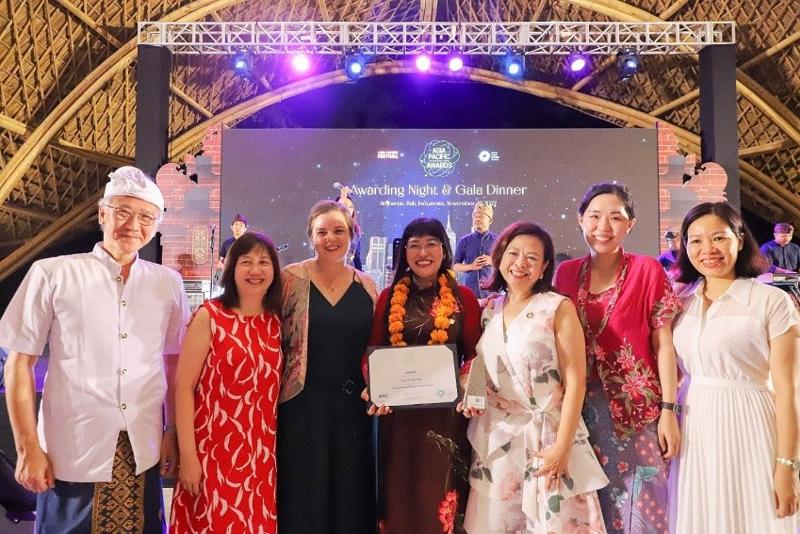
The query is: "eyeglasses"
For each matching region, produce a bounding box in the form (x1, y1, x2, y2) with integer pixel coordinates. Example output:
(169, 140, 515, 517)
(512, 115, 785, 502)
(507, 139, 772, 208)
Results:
(406, 241, 443, 254)
(103, 204, 158, 226)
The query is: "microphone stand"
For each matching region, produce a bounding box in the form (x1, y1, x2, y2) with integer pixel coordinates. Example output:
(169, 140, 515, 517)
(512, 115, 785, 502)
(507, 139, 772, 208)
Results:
(209, 225, 216, 297)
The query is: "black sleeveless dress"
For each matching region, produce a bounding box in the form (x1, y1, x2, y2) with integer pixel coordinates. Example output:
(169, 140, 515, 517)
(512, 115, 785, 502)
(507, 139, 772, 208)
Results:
(278, 281, 376, 534)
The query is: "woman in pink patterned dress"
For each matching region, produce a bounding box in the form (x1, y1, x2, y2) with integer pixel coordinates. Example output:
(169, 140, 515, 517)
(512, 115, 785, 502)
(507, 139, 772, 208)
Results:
(553, 183, 681, 534)
(464, 222, 608, 534)
(170, 232, 283, 534)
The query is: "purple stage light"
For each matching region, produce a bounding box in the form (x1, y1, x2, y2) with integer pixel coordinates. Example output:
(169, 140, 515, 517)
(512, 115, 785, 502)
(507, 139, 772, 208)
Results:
(568, 52, 588, 73)
(291, 53, 311, 73)
(448, 56, 464, 72)
(415, 55, 432, 72)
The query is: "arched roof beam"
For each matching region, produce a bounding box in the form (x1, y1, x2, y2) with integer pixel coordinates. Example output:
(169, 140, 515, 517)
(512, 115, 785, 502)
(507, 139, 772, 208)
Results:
(564, 0, 800, 147)
(0, 0, 248, 205)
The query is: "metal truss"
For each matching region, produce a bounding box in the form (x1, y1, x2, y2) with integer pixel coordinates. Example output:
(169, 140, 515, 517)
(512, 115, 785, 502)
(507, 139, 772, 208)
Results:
(138, 21, 735, 56)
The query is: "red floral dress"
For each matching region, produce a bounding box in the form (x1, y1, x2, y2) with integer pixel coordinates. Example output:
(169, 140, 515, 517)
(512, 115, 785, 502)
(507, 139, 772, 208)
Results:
(554, 253, 680, 534)
(170, 300, 283, 534)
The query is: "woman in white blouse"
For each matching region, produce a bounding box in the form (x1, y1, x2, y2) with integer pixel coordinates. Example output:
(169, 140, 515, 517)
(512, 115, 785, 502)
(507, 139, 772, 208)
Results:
(671, 202, 799, 534)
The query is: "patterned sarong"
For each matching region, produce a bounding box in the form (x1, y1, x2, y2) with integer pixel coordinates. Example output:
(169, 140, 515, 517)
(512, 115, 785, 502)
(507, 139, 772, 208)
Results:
(35, 432, 164, 534)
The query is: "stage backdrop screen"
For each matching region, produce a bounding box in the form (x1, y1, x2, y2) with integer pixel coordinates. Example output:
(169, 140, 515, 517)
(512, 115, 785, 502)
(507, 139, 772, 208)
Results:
(221, 128, 658, 289)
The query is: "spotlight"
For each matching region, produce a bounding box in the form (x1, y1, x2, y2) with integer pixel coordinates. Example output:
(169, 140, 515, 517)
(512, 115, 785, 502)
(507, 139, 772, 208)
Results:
(230, 52, 252, 77)
(502, 52, 525, 80)
(447, 56, 464, 72)
(415, 54, 432, 72)
(344, 53, 366, 80)
(567, 51, 588, 73)
(617, 50, 640, 80)
(290, 53, 311, 73)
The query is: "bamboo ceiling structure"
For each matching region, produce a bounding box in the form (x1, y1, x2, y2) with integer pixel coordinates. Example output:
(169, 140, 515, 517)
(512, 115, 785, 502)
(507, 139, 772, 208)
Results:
(0, 0, 798, 281)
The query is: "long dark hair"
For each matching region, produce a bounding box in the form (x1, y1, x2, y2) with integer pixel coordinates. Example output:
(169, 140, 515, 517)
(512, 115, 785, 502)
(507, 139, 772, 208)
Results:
(218, 232, 282, 315)
(483, 221, 555, 295)
(578, 182, 635, 219)
(675, 202, 767, 284)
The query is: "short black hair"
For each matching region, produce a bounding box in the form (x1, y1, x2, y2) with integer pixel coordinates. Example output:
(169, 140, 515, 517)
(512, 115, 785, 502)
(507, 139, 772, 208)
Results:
(483, 221, 555, 295)
(578, 182, 635, 219)
(391, 218, 454, 286)
(217, 232, 282, 316)
(675, 202, 767, 284)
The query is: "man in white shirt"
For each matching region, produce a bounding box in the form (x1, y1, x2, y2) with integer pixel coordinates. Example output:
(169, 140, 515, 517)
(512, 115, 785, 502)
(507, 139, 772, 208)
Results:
(0, 167, 190, 533)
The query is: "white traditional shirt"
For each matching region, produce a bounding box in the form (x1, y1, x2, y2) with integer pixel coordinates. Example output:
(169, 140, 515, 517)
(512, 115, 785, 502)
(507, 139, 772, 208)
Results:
(0, 243, 189, 482)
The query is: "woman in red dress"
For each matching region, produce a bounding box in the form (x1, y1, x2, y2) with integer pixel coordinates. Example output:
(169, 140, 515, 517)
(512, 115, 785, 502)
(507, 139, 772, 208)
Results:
(553, 183, 681, 534)
(170, 232, 283, 534)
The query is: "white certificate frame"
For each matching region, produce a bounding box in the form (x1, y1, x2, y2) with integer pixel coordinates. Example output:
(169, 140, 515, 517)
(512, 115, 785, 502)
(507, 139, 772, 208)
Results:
(367, 344, 460, 409)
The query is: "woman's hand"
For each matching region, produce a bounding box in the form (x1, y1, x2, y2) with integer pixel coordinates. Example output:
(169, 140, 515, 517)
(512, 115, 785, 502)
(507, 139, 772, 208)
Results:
(657, 410, 681, 459)
(178, 453, 203, 496)
(361, 387, 393, 416)
(774, 466, 799, 518)
(532, 444, 571, 492)
(456, 401, 484, 419)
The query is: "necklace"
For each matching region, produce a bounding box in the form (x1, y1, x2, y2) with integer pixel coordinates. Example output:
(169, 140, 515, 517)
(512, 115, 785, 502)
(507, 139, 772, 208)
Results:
(312, 261, 350, 294)
(388, 274, 456, 346)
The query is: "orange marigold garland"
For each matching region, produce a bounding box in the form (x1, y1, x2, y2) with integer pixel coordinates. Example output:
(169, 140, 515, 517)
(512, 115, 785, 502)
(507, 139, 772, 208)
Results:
(388, 274, 456, 346)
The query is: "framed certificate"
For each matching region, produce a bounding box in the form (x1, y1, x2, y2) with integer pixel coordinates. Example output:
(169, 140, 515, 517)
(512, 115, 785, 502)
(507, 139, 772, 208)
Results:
(367, 344, 459, 409)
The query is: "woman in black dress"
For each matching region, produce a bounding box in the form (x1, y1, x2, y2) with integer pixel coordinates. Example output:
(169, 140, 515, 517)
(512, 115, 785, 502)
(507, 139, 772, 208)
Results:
(278, 200, 378, 533)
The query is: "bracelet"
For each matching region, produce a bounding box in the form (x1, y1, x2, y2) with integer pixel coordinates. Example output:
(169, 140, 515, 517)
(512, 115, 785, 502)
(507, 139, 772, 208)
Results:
(776, 457, 800, 470)
(659, 401, 681, 415)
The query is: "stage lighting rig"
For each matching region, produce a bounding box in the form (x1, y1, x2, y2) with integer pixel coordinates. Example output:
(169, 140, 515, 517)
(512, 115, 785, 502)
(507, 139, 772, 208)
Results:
(447, 55, 464, 72)
(617, 50, 640, 80)
(230, 51, 253, 78)
(290, 52, 311, 73)
(502, 51, 525, 80)
(344, 52, 366, 80)
(567, 51, 588, 73)
(415, 54, 432, 72)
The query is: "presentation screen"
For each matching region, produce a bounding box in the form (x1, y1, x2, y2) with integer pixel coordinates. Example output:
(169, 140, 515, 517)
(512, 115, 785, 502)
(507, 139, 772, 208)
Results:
(221, 128, 658, 289)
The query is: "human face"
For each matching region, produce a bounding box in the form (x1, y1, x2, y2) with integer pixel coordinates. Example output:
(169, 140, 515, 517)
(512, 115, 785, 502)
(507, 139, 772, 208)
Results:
(406, 235, 444, 284)
(231, 220, 247, 239)
(578, 193, 635, 255)
(99, 195, 159, 262)
(234, 246, 274, 299)
(311, 211, 351, 262)
(774, 231, 793, 246)
(666, 235, 681, 252)
(472, 209, 491, 233)
(499, 234, 548, 295)
(685, 214, 742, 281)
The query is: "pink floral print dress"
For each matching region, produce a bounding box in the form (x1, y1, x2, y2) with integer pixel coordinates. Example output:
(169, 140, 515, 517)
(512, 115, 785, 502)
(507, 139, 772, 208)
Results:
(465, 291, 608, 534)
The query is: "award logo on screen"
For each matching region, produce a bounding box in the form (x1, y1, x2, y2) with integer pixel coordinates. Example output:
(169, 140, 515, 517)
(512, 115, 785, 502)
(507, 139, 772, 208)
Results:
(419, 140, 460, 177)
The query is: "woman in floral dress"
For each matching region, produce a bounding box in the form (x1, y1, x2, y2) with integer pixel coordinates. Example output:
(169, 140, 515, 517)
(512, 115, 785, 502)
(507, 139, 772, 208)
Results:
(464, 222, 608, 534)
(553, 183, 681, 534)
(364, 217, 482, 534)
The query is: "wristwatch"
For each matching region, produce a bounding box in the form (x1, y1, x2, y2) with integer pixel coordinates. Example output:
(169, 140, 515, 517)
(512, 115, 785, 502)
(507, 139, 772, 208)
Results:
(659, 401, 682, 415)
(776, 456, 800, 470)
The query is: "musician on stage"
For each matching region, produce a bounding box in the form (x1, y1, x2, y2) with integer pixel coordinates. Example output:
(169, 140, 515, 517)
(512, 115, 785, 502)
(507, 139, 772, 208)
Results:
(453, 201, 498, 299)
(217, 213, 249, 271)
(760, 222, 800, 272)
